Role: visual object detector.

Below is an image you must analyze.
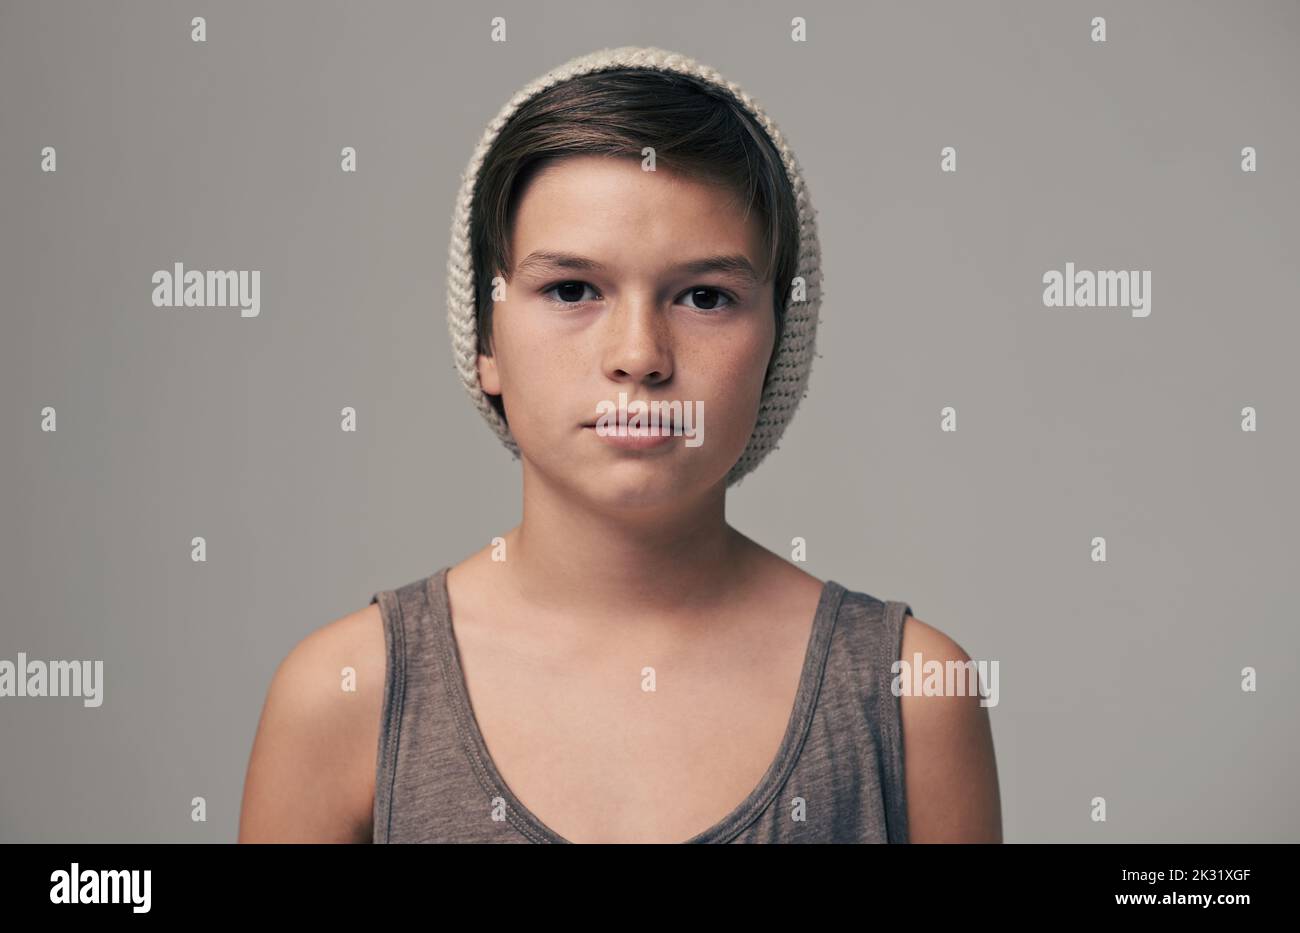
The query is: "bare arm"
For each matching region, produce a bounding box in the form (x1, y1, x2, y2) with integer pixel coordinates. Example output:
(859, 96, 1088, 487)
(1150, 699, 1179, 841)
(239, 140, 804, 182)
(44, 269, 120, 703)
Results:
(237, 604, 386, 843)
(899, 615, 1003, 843)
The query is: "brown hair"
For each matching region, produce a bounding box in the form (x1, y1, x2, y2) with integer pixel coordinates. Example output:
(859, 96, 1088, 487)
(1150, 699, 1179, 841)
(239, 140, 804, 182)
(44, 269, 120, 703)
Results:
(469, 67, 801, 424)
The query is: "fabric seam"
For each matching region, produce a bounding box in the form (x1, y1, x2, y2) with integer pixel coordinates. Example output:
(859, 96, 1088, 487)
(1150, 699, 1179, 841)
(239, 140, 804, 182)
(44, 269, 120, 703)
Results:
(373, 589, 407, 845)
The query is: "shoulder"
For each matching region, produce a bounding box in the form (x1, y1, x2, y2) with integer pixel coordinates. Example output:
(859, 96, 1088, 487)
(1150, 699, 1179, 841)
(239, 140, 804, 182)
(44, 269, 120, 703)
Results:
(896, 613, 1003, 843)
(237, 602, 387, 842)
(274, 603, 388, 710)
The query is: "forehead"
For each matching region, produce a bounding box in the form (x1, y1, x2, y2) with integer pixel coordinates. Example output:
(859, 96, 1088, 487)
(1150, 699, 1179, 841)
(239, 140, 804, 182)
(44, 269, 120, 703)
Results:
(509, 155, 765, 274)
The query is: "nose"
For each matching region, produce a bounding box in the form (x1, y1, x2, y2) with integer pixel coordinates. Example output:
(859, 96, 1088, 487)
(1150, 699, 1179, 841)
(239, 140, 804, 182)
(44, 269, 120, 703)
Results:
(601, 293, 673, 385)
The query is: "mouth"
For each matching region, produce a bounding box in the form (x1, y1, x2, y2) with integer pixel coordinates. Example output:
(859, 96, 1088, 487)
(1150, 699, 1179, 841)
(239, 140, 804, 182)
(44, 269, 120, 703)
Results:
(581, 405, 680, 432)
(581, 418, 679, 432)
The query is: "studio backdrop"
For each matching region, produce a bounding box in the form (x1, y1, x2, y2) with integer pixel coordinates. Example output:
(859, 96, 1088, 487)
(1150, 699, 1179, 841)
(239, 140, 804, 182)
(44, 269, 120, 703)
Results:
(1, 0, 1297, 842)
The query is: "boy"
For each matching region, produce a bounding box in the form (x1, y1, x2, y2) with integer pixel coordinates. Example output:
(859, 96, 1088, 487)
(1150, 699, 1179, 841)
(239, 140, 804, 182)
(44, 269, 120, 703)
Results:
(239, 46, 1001, 844)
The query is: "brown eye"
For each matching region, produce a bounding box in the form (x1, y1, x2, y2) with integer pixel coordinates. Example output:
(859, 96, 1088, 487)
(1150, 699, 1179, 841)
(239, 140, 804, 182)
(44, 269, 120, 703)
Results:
(543, 281, 599, 305)
(681, 287, 734, 312)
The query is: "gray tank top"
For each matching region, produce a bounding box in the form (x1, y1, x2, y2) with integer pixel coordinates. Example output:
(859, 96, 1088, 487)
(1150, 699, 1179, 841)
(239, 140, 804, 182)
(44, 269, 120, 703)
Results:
(369, 567, 913, 843)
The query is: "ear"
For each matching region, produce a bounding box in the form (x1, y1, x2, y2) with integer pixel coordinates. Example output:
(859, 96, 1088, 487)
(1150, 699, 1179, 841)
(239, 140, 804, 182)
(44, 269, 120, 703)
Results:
(478, 350, 501, 397)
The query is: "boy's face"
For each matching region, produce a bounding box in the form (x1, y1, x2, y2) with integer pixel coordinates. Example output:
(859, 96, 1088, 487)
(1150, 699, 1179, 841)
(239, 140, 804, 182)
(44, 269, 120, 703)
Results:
(478, 154, 776, 509)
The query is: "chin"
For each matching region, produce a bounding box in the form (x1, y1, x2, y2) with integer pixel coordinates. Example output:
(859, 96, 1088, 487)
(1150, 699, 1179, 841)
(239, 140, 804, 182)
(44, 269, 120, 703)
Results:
(580, 462, 707, 511)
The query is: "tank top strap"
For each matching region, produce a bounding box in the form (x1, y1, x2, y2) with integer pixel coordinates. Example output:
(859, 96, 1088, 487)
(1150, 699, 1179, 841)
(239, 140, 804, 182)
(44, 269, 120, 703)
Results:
(369, 571, 443, 844)
(825, 588, 914, 843)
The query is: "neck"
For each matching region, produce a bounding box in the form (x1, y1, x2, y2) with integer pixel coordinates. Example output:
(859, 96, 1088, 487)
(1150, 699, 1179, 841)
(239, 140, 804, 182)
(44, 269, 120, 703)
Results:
(496, 459, 757, 621)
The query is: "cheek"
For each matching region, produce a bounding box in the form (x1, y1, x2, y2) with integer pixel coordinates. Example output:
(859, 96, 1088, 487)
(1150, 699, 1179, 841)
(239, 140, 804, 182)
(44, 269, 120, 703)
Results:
(694, 318, 776, 441)
(492, 314, 575, 427)
(726, 313, 776, 392)
(712, 343, 767, 401)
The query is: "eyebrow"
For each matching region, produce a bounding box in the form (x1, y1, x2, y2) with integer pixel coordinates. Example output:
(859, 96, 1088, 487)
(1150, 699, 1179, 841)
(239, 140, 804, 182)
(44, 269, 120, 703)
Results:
(513, 250, 760, 285)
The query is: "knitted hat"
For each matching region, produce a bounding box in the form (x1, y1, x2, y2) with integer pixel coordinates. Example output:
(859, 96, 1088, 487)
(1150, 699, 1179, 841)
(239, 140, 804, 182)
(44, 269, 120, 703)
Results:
(446, 46, 822, 487)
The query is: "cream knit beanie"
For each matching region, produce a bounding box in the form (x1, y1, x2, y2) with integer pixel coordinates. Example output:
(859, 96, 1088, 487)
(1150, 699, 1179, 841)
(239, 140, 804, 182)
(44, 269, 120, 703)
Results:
(446, 46, 822, 487)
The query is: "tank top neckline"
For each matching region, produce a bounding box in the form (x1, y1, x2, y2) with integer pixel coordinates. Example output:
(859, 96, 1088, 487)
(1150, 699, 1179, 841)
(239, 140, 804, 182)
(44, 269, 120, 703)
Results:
(425, 565, 849, 844)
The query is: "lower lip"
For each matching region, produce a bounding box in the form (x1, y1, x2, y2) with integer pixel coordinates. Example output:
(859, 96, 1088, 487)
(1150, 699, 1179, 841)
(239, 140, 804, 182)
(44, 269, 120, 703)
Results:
(583, 426, 678, 450)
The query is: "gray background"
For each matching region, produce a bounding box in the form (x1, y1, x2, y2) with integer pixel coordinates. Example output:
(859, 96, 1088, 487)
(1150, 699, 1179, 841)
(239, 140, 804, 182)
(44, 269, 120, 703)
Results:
(2, 0, 1297, 842)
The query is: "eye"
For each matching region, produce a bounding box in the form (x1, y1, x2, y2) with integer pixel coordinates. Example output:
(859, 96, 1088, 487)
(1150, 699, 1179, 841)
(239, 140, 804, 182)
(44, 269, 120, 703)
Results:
(541, 281, 601, 306)
(679, 286, 735, 312)
(540, 281, 737, 312)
